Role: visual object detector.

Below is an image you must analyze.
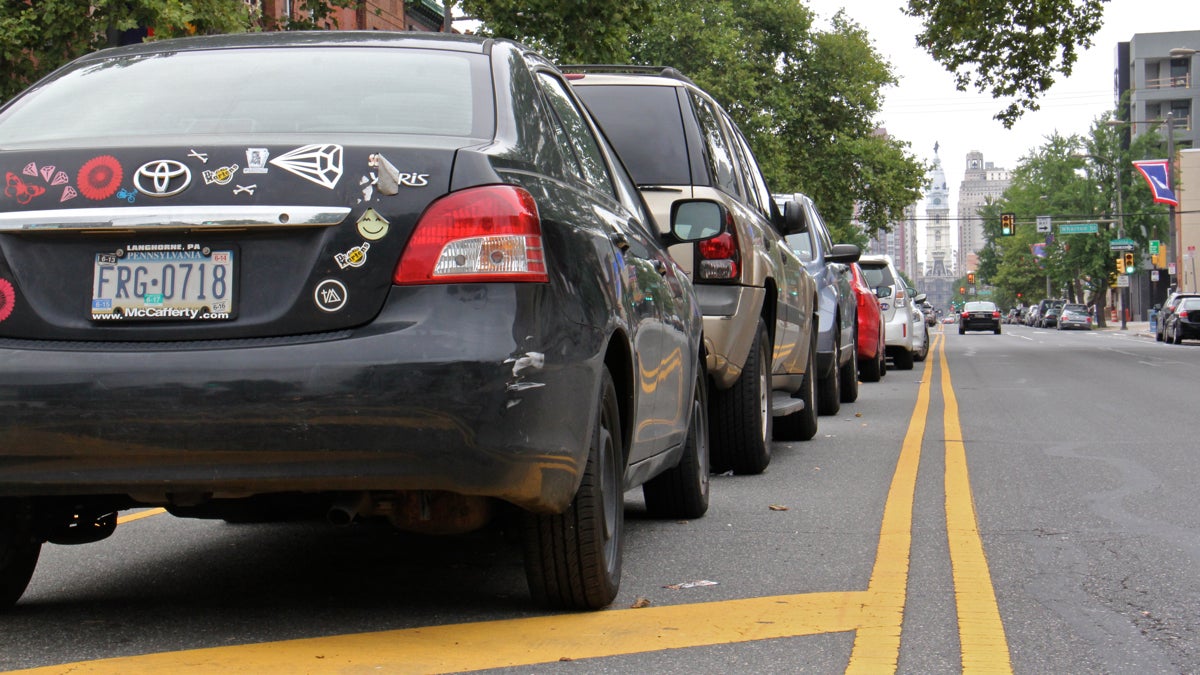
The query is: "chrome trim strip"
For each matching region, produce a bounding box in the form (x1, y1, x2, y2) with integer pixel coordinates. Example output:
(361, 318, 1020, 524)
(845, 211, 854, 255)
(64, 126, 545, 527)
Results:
(0, 206, 351, 231)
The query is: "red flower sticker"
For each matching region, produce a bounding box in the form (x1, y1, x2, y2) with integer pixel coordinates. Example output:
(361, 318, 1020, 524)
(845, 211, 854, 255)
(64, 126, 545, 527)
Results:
(77, 155, 123, 200)
(0, 279, 14, 323)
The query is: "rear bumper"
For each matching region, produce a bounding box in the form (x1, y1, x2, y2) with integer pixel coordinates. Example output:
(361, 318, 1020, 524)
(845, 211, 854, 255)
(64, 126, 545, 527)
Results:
(695, 284, 764, 390)
(0, 286, 601, 513)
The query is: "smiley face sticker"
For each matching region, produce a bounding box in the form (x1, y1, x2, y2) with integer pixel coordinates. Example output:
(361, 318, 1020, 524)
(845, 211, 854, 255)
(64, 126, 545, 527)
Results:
(356, 208, 389, 241)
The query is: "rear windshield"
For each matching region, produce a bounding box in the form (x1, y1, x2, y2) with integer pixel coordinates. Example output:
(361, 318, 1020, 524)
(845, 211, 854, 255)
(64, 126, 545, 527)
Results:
(574, 84, 691, 185)
(858, 263, 895, 289)
(0, 47, 493, 146)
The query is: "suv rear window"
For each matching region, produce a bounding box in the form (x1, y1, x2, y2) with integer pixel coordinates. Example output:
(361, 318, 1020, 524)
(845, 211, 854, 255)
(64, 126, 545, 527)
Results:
(858, 263, 895, 289)
(575, 84, 691, 185)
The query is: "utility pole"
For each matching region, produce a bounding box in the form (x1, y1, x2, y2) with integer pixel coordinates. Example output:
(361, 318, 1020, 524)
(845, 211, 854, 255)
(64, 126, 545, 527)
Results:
(1166, 113, 1177, 292)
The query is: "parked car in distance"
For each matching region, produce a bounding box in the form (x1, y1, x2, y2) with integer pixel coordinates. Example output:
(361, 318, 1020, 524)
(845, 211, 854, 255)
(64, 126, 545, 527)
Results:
(959, 301, 1002, 334)
(1057, 303, 1092, 330)
(775, 192, 861, 414)
(920, 302, 938, 327)
(568, 65, 821, 468)
(1155, 292, 1200, 341)
(1004, 308, 1020, 324)
(1025, 304, 1041, 326)
(0, 32, 724, 611)
(1036, 298, 1066, 328)
(857, 255, 928, 370)
(1163, 297, 1200, 344)
(849, 261, 886, 382)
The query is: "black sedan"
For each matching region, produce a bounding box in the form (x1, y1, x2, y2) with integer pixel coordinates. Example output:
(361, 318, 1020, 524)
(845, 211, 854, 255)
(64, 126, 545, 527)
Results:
(959, 301, 1002, 334)
(0, 32, 719, 611)
(1163, 297, 1200, 344)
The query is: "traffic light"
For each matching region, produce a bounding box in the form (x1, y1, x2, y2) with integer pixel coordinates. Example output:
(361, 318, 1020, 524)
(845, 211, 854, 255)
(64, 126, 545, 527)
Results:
(1000, 212, 1015, 236)
(1116, 255, 1125, 274)
(959, 286, 966, 295)
(1124, 252, 1135, 274)
(967, 272, 975, 284)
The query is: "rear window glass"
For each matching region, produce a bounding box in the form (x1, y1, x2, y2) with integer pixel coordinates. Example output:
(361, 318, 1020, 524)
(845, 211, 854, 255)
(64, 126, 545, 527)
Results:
(0, 47, 492, 145)
(858, 263, 895, 289)
(964, 302, 995, 312)
(574, 84, 691, 185)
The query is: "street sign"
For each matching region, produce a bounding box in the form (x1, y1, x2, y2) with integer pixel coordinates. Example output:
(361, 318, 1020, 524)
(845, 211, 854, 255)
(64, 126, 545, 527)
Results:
(1036, 215, 1051, 233)
(1116, 275, 1130, 287)
(979, 289, 993, 296)
(1109, 238, 1136, 251)
(1150, 240, 1161, 255)
(1059, 223, 1098, 234)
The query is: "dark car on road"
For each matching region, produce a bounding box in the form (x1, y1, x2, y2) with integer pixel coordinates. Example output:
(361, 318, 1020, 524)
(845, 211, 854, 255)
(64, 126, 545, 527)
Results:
(959, 301, 1002, 334)
(1155, 292, 1200, 341)
(0, 32, 722, 611)
(1163, 297, 1200, 344)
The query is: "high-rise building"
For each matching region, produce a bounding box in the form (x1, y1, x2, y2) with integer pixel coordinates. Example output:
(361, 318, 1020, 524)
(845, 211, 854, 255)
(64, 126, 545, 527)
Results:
(957, 151, 1012, 274)
(1116, 30, 1199, 150)
(918, 144, 956, 310)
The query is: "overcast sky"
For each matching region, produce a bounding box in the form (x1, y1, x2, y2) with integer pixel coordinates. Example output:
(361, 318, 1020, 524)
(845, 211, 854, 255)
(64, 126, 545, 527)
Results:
(803, 0, 1200, 252)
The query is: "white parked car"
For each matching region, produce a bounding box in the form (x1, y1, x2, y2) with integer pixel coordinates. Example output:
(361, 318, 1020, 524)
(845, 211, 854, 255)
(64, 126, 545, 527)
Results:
(856, 255, 928, 370)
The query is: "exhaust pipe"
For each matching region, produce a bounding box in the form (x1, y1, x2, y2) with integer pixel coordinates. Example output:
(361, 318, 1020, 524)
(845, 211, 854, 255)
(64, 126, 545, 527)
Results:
(327, 492, 370, 526)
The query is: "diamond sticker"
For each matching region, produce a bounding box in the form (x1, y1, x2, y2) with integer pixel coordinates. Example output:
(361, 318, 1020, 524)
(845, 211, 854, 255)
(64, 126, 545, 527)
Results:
(269, 144, 343, 189)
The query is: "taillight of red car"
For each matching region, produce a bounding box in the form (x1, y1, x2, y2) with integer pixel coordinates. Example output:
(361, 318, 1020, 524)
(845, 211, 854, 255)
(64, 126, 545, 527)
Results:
(393, 185, 548, 285)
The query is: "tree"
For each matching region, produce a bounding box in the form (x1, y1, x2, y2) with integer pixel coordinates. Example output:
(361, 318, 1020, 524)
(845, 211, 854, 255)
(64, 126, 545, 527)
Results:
(903, 0, 1106, 128)
(459, 0, 653, 63)
(0, 0, 360, 106)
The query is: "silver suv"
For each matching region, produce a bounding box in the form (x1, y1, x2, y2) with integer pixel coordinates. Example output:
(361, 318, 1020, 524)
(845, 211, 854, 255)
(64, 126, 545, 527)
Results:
(570, 66, 820, 472)
(857, 255, 928, 370)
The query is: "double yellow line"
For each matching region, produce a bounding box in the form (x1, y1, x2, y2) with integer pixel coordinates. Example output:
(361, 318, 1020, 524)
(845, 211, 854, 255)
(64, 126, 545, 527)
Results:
(11, 334, 1010, 674)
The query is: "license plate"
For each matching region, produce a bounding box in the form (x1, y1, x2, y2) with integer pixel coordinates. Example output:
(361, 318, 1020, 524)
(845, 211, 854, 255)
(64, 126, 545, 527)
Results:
(91, 244, 236, 321)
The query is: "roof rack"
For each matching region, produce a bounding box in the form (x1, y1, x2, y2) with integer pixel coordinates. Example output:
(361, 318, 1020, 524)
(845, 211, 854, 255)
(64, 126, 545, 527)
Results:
(559, 64, 696, 86)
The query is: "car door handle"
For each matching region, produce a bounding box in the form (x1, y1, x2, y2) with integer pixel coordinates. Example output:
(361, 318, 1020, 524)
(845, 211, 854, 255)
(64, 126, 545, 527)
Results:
(609, 231, 630, 252)
(652, 259, 668, 276)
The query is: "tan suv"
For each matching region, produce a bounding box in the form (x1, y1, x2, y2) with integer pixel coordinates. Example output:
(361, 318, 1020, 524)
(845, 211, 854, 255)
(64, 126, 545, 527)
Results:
(569, 66, 820, 473)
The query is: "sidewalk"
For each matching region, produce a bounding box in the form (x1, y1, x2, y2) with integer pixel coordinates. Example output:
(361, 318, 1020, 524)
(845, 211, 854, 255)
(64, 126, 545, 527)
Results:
(1095, 320, 1151, 337)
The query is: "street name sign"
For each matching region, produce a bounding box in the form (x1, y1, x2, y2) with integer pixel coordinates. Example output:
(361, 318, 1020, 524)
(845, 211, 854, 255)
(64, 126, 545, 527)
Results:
(1109, 238, 1136, 251)
(1060, 223, 1098, 234)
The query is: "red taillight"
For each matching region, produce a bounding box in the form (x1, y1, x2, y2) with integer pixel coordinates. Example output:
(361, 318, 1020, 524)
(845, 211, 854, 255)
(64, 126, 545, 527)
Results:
(696, 230, 739, 280)
(393, 185, 548, 285)
(962, 312, 969, 319)
(1180, 310, 1189, 320)
(992, 311, 1001, 319)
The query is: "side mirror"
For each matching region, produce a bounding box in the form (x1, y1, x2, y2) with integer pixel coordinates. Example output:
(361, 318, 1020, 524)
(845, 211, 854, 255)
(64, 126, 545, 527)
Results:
(914, 292, 928, 303)
(666, 199, 727, 245)
(826, 243, 861, 264)
(780, 199, 809, 235)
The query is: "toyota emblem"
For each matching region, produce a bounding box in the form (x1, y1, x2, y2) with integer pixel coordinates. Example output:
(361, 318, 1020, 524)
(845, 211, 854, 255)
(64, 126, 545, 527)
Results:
(134, 160, 192, 197)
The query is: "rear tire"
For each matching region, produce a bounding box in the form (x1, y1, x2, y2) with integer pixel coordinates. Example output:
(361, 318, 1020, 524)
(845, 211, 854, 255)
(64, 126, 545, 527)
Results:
(0, 501, 40, 610)
(839, 328, 859, 403)
(817, 329, 841, 415)
(858, 342, 882, 383)
(643, 368, 710, 519)
(710, 319, 772, 475)
(774, 331, 819, 442)
(522, 369, 623, 610)
(892, 347, 914, 370)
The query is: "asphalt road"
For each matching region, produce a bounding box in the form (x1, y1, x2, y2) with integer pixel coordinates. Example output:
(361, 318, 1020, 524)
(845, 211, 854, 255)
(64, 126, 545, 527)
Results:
(2, 322, 1198, 673)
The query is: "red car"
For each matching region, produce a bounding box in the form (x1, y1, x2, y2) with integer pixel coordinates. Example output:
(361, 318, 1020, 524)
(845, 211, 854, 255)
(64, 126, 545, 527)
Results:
(850, 262, 886, 381)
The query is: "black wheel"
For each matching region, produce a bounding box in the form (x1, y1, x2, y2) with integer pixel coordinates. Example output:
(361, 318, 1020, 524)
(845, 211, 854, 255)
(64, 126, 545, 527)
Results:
(892, 347, 914, 370)
(959, 327, 965, 335)
(859, 341, 882, 383)
(644, 367, 710, 519)
(913, 329, 928, 361)
(839, 327, 859, 403)
(522, 368, 623, 610)
(994, 326, 1002, 335)
(0, 501, 41, 610)
(817, 328, 841, 415)
(710, 319, 772, 475)
(774, 330, 818, 441)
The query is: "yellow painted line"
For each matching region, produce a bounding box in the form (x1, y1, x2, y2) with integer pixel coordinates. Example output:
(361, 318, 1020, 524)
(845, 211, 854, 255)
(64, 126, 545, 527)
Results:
(9, 592, 871, 674)
(938, 336, 1013, 673)
(846, 332, 939, 673)
(116, 508, 166, 525)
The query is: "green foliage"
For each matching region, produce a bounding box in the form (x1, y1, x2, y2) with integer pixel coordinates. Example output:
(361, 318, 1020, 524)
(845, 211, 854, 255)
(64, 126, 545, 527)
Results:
(0, 0, 365, 106)
(903, 0, 1106, 128)
(460, 0, 653, 63)
(628, 2, 926, 246)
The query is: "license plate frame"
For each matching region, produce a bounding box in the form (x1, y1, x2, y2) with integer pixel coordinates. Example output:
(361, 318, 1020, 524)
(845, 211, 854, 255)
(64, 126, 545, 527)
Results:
(91, 243, 237, 322)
